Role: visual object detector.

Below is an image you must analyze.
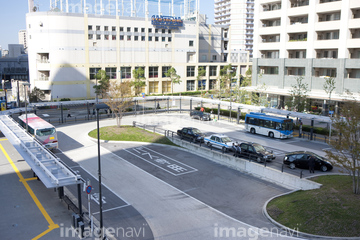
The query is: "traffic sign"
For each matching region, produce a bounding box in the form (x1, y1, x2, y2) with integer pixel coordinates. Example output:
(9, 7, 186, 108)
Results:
(142, 93, 145, 98)
(86, 185, 92, 194)
(329, 111, 334, 115)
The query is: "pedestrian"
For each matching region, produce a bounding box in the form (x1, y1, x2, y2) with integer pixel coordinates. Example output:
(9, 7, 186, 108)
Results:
(93, 108, 95, 115)
(232, 143, 237, 156)
(308, 155, 315, 173)
(67, 109, 71, 118)
(235, 143, 241, 157)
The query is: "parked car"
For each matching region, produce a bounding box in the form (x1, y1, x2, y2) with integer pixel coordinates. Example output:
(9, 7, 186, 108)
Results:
(283, 151, 333, 172)
(204, 134, 235, 152)
(238, 142, 275, 162)
(190, 110, 211, 121)
(177, 127, 205, 142)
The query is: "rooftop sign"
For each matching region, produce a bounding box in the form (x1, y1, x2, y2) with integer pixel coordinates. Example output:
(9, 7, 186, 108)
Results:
(151, 15, 183, 29)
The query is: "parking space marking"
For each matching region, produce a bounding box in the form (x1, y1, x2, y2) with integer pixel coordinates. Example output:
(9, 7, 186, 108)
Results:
(93, 204, 131, 215)
(124, 147, 198, 176)
(0, 143, 59, 240)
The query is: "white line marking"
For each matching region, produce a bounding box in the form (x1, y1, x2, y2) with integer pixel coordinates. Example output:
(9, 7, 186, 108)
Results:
(93, 204, 131, 215)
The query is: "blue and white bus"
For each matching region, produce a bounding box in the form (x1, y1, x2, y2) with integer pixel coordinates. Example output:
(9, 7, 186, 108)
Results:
(245, 112, 293, 139)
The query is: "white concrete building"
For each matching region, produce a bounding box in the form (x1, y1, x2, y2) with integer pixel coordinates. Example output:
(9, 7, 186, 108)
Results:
(18, 30, 28, 51)
(252, 0, 360, 108)
(26, 0, 251, 100)
(214, 0, 254, 58)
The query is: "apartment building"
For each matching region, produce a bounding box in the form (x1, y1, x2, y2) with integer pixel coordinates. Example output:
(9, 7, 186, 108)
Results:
(214, 0, 255, 58)
(26, 0, 251, 100)
(18, 30, 28, 51)
(252, 0, 360, 108)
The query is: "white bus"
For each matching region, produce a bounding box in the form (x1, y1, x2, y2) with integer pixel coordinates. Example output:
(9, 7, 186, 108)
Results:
(18, 113, 59, 150)
(245, 112, 294, 139)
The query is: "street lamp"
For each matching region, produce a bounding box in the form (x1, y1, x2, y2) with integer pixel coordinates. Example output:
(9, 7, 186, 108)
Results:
(22, 82, 31, 132)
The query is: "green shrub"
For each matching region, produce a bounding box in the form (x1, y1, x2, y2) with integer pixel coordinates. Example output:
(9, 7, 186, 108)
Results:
(60, 98, 71, 101)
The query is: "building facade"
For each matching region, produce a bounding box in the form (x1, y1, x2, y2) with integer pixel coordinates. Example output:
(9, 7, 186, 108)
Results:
(26, 0, 251, 100)
(214, 0, 254, 58)
(252, 0, 360, 108)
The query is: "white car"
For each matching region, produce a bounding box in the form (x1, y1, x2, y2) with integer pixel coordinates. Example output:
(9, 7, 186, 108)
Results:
(204, 134, 235, 152)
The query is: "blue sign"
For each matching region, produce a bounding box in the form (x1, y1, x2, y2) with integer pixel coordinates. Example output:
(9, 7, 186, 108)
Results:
(86, 185, 92, 194)
(142, 93, 145, 98)
(151, 15, 183, 29)
(329, 111, 334, 115)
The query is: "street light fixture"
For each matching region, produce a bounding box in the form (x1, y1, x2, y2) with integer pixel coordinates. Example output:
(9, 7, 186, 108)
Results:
(22, 82, 31, 132)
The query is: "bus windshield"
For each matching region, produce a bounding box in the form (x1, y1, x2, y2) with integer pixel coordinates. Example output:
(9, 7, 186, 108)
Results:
(36, 128, 56, 136)
(282, 120, 293, 131)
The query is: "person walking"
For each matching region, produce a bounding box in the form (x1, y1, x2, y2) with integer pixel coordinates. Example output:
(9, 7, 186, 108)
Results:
(67, 109, 71, 118)
(308, 155, 315, 173)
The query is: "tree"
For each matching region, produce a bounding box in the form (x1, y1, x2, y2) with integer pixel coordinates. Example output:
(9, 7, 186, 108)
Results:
(196, 66, 206, 96)
(324, 96, 360, 194)
(164, 67, 181, 96)
(105, 81, 133, 127)
(93, 70, 110, 98)
(219, 64, 236, 99)
(286, 76, 309, 112)
(131, 68, 146, 96)
(29, 87, 45, 102)
(252, 82, 268, 106)
(242, 67, 252, 87)
(323, 76, 336, 112)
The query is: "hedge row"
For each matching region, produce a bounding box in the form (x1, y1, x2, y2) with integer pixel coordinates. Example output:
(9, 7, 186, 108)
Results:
(194, 107, 246, 120)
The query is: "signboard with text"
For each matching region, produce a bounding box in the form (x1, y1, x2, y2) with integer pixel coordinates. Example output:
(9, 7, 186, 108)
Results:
(151, 15, 183, 30)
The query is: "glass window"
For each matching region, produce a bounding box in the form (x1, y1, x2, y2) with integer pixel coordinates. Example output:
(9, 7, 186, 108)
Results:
(162, 37, 166, 42)
(141, 28, 145, 33)
(121, 67, 132, 79)
(127, 36, 131, 41)
(162, 66, 171, 77)
(155, 36, 159, 42)
(149, 67, 159, 78)
(104, 26, 108, 31)
(104, 35, 109, 40)
(141, 36, 145, 41)
(90, 68, 101, 80)
(189, 40, 194, 47)
(88, 34, 93, 40)
(88, 25, 93, 30)
(120, 27, 124, 32)
(210, 66, 217, 76)
(134, 36, 138, 41)
(120, 35, 124, 40)
(96, 34, 101, 40)
(187, 66, 195, 77)
(127, 27, 131, 32)
(96, 26, 100, 31)
(155, 29, 159, 33)
(112, 35, 116, 40)
(149, 81, 159, 93)
(162, 81, 171, 93)
(134, 27, 138, 32)
(187, 80, 195, 91)
(112, 26, 116, 31)
(168, 37, 172, 42)
(148, 36, 152, 41)
(134, 67, 145, 78)
(168, 30, 172, 34)
(162, 29, 166, 34)
(148, 28, 152, 33)
(105, 67, 117, 79)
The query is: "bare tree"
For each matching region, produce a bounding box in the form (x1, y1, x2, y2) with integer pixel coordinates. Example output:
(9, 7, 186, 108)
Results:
(324, 96, 360, 194)
(105, 81, 132, 127)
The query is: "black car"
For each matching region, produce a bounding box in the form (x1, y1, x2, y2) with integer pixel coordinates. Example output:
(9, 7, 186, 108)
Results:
(190, 111, 211, 121)
(283, 151, 333, 172)
(238, 142, 275, 162)
(177, 127, 205, 142)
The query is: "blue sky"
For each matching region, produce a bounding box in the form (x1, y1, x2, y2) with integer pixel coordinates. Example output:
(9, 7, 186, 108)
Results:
(0, 0, 214, 50)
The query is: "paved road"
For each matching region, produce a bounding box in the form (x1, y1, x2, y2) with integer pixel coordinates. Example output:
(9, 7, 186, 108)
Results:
(55, 114, 306, 240)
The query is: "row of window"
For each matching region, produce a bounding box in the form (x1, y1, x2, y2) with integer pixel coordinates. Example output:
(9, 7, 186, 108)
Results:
(88, 25, 171, 34)
(88, 34, 172, 42)
(89, 66, 221, 79)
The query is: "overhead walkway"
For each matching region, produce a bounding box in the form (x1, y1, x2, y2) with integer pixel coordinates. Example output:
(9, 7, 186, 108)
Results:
(0, 114, 82, 188)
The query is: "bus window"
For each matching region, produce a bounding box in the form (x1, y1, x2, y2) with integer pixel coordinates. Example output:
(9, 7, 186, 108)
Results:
(36, 128, 56, 136)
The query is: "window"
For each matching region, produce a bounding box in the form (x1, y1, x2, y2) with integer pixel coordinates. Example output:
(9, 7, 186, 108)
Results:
(134, 36, 138, 41)
(162, 81, 171, 93)
(141, 36, 145, 41)
(162, 29, 166, 34)
(134, 27, 138, 32)
(149, 67, 159, 78)
(112, 35, 116, 40)
(162, 37, 166, 42)
(105, 35, 109, 40)
(88, 25, 93, 30)
(104, 26, 108, 31)
(168, 30, 171, 34)
(168, 37, 172, 42)
(155, 29, 159, 33)
(141, 28, 145, 33)
(127, 27, 131, 32)
(155, 36, 159, 42)
(187, 80, 195, 91)
(212, 55, 217, 61)
(105, 67, 117, 79)
(149, 36, 152, 41)
(96, 34, 101, 40)
(135, 67, 145, 78)
(120, 35, 124, 40)
(112, 26, 116, 31)
(189, 40, 194, 47)
(149, 81, 159, 93)
(187, 66, 195, 77)
(210, 66, 217, 76)
(121, 67, 131, 79)
(162, 66, 171, 77)
(120, 27, 124, 32)
(90, 68, 101, 80)
(96, 26, 100, 31)
(209, 79, 216, 89)
(148, 28, 152, 33)
(127, 36, 131, 41)
(88, 34, 93, 40)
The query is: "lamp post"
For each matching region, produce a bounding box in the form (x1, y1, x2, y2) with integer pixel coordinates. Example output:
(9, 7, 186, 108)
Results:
(22, 82, 31, 132)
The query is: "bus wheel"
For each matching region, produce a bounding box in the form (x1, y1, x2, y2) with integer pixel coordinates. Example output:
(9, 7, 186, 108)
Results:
(269, 132, 274, 138)
(250, 128, 256, 134)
